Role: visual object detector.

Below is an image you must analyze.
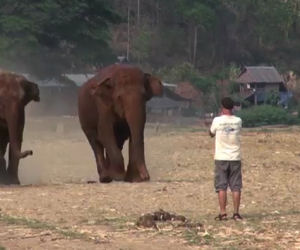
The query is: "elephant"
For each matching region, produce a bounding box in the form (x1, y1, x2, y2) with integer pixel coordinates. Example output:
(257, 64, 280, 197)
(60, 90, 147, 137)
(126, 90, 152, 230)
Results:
(0, 71, 40, 184)
(78, 64, 163, 183)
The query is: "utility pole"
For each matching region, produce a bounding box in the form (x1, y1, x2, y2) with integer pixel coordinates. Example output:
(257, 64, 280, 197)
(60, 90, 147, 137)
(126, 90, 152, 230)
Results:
(156, 0, 160, 25)
(127, 0, 131, 61)
(137, 0, 140, 27)
(193, 26, 198, 66)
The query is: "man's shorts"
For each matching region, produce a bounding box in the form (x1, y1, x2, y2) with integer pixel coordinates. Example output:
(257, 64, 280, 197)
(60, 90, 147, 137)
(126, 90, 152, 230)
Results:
(214, 160, 242, 192)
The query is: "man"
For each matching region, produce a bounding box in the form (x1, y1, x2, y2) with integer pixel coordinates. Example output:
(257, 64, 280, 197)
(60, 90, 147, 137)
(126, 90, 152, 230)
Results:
(210, 97, 243, 221)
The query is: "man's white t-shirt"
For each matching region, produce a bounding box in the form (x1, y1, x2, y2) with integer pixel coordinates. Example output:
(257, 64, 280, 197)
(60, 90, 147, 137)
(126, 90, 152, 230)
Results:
(210, 115, 242, 161)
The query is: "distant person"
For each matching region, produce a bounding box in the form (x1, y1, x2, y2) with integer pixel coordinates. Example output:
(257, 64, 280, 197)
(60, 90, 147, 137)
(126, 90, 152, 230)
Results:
(209, 97, 243, 221)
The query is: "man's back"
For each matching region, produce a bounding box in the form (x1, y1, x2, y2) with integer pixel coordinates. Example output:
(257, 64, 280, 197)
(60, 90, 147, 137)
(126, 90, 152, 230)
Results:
(210, 115, 242, 161)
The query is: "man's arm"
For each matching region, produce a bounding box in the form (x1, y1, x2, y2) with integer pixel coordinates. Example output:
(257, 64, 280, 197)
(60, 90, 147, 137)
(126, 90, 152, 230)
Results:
(209, 130, 215, 138)
(209, 118, 217, 138)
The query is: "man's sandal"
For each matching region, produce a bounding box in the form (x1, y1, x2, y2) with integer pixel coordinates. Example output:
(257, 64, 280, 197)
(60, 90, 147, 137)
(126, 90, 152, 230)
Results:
(232, 213, 243, 220)
(215, 213, 228, 221)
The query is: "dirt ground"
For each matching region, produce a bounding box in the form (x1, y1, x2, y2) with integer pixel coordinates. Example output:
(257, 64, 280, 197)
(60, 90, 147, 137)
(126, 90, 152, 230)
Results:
(0, 116, 300, 249)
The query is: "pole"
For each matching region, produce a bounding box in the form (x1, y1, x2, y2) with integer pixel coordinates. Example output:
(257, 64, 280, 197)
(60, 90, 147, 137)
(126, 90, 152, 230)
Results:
(137, 0, 140, 27)
(127, 0, 131, 61)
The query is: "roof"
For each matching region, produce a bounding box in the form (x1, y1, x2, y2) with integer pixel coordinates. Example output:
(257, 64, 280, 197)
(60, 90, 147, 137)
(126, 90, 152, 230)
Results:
(236, 66, 284, 84)
(65, 74, 94, 86)
(175, 82, 202, 100)
(23, 74, 68, 87)
(147, 87, 189, 109)
(147, 96, 186, 109)
(162, 82, 177, 89)
(164, 87, 189, 101)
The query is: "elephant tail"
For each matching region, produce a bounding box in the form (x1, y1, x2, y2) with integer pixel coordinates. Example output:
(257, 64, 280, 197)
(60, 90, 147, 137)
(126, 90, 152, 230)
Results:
(18, 150, 33, 159)
(10, 147, 33, 159)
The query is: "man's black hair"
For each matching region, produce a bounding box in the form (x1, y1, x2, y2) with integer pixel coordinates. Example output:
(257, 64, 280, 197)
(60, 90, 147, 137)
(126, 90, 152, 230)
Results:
(221, 97, 234, 110)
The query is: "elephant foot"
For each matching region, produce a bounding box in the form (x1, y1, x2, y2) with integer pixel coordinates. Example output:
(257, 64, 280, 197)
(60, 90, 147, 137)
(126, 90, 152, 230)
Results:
(111, 172, 125, 181)
(125, 166, 150, 182)
(0, 178, 9, 185)
(9, 178, 20, 185)
(99, 175, 113, 183)
(98, 168, 113, 183)
(109, 169, 125, 181)
(6, 174, 20, 185)
(107, 163, 125, 181)
(0, 173, 7, 185)
(125, 174, 150, 182)
(7, 178, 20, 185)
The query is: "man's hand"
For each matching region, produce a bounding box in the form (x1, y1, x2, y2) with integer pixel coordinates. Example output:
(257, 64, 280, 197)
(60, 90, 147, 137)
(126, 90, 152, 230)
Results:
(209, 130, 215, 138)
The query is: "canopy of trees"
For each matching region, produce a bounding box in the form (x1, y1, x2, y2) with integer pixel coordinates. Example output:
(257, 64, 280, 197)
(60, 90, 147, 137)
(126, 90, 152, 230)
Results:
(0, 0, 299, 79)
(0, 0, 119, 77)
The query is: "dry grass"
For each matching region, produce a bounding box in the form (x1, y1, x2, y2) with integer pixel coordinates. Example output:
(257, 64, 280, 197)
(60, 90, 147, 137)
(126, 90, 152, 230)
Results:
(0, 116, 299, 249)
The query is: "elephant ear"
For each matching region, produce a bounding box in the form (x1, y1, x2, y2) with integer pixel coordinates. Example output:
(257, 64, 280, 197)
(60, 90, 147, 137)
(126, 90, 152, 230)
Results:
(21, 80, 40, 102)
(144, 73, 163, 101)
(89, 75, 114, 100)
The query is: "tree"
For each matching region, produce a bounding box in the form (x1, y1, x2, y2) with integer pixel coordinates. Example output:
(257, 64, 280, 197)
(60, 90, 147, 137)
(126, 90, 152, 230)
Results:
(0, 0, 120, 78)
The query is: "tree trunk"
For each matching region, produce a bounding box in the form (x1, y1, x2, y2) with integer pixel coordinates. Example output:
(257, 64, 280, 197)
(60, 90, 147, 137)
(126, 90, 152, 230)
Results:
(187, 25, 192, 63)
(193, 25, 198, 66)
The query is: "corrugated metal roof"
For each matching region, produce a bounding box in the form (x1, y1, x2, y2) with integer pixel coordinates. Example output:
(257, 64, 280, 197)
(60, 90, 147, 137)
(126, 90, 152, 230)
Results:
(147, 96, 186, 109)
(65, 74, 95, 86)
(236, 66, 284, 84)
(175, 82, 202, 100)
(147, 87, 189, 109)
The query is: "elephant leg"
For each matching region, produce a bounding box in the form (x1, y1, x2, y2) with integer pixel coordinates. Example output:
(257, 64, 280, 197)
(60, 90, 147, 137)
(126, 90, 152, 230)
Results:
(103, 147, 125, 181)
(0, 129, 9, 184)
(105, 121, 129, 181)
(7, 141, 21, 185)
(125, 139, 150, 182)
(123, 108, 149, 182)
(84, 131, 112, 183)
(97, 123, 125, 181)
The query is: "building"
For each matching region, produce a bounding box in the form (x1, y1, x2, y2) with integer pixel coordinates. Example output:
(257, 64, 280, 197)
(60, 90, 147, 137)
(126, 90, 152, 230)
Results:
(25, 76, 79, 116)
(174, 81, 203, 108)
(236, 66, 290, 106)
(147, 86, 189, 116)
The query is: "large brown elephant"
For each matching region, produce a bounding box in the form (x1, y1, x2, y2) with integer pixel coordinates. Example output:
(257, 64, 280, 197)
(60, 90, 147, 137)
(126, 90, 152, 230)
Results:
(0, 71, 40, 184)
(78, 64, 163, 183)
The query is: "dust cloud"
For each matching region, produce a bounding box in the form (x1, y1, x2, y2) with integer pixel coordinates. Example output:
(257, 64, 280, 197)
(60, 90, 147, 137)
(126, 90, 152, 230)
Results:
(19, 113, 99, 185)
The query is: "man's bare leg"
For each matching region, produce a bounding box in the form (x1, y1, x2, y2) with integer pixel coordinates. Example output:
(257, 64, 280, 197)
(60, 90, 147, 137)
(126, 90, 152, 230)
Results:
(218, 190, 227, 215)
(232, 191, 241, 214)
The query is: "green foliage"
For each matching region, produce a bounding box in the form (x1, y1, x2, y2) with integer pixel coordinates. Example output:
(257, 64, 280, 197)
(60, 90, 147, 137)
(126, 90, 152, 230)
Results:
(255, 0, 295, 43)
(192, 76, 216, 94)
(0, 0, 120, 77)
(157, 62, 216, 93)
(176, 0, 217, 28)
(236, 105, 299, 127)
(264, 91, 280, 106)
(228, 63, 242, 81)
(131, 27, 152, 62)
(0, 0, 299, 81)
(0, 213, 89, 241)
(157, 62, 198, 83)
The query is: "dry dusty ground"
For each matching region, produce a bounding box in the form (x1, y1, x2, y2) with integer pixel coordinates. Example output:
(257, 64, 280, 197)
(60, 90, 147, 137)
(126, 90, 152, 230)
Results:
(0, 116, 300, 249)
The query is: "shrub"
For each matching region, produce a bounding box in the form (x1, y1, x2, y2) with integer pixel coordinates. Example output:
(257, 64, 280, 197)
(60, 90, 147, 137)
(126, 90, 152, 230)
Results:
(156, 62, 216, 93)
(236, 105, 299, 127)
